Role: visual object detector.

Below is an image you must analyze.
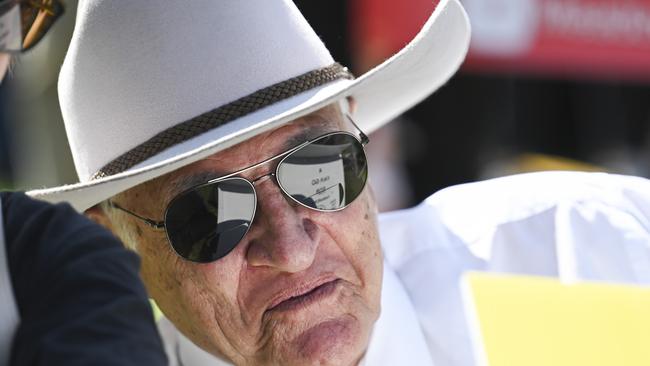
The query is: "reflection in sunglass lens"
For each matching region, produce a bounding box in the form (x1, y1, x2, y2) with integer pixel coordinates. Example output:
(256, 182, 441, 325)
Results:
(277, 133, 367, 211)
(165, 178, 256, 263)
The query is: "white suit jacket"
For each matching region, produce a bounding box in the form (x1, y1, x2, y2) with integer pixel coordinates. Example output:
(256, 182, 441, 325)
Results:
(159, 171, 650, 365)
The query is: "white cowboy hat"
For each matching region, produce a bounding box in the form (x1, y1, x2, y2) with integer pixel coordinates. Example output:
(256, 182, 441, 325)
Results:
(29, 0, 470, 211)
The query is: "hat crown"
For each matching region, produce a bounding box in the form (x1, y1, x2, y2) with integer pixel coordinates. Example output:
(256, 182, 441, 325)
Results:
(59, 0, 334, 182)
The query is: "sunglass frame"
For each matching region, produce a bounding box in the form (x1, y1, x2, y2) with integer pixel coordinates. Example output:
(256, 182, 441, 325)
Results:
(109, 117, 369, 263)
(163, 129, 368, 222)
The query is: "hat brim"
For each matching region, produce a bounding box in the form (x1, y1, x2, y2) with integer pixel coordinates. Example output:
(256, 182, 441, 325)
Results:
(29, 0, 470, 211)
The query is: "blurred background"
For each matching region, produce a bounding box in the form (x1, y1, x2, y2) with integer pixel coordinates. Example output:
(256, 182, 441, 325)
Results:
(2, 0, 650, 212)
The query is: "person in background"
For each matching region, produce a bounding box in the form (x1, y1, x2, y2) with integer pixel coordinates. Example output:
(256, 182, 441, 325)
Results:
(0, 1, 167, 365)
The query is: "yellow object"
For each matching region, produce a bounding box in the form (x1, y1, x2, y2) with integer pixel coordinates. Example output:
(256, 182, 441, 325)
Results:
(463, 273, 650, 366)
(515, 153, 604, 173)
(150, 298, 163, 322)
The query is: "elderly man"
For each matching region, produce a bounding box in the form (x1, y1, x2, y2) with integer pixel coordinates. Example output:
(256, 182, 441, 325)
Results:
(31, 0, 650, 365)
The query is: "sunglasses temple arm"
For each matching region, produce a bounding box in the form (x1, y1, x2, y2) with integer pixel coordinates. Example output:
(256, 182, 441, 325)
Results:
(359, 130, 369, 145)
(345, 115, 369, 145)
(107, 201, 166, 229)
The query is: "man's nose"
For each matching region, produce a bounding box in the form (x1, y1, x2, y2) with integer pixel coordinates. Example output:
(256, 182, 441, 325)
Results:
(245, 176, 320, 272)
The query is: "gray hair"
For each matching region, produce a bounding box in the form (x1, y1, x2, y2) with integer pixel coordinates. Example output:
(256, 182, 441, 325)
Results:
(100, 200, 142, 251)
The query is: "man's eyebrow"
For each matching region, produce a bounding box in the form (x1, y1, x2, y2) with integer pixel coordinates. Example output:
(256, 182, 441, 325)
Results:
(280, 117, 337, 151)
(164, 170, 220, 201)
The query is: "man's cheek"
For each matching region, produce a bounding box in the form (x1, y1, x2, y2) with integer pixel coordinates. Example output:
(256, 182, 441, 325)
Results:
(326, 194, 372, 227)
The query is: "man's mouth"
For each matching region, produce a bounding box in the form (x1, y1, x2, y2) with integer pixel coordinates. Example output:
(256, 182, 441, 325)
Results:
(267, 279, 340, 313)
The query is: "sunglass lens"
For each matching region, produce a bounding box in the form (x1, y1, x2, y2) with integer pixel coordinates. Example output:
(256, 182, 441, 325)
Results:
(277, 133, 368, 211)
(165, 178, 256, 263)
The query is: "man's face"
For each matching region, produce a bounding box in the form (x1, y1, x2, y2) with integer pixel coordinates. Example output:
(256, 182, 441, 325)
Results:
(109, 105, 383, 366)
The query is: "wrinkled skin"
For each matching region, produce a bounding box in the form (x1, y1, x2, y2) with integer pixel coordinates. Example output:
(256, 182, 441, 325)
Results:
(92, 104, 384, 366)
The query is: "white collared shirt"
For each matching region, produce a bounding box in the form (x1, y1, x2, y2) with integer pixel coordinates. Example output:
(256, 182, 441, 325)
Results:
(160, 171, 650, 365)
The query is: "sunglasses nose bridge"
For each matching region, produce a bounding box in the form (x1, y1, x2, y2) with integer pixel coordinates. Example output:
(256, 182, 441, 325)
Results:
(251, 172, 276, 185)
(250, 171, 301, 211)
(251, 172, 292, 204)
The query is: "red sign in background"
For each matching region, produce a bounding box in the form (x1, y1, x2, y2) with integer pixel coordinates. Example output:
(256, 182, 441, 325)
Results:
(352, 0, 650, 81)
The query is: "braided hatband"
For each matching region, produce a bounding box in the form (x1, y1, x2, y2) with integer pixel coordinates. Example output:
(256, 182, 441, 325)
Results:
(91, 63, 353, 180)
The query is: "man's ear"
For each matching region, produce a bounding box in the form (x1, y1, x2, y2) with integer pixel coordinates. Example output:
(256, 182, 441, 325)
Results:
(85, 204, 116, 233)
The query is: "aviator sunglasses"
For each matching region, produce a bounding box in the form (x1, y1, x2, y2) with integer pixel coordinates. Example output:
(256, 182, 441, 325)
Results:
(110, 123, 369, 263)
(0, 0, 64, 53)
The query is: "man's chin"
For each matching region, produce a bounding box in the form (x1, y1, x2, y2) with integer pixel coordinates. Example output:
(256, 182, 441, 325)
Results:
(285, 315, 367, 366)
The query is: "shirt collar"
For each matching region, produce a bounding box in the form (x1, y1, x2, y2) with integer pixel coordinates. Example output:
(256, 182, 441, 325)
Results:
(361, 261, 435, 365)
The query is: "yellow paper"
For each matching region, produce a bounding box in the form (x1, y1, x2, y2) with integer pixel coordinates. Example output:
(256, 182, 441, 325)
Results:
(464, 273, 650, 366)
